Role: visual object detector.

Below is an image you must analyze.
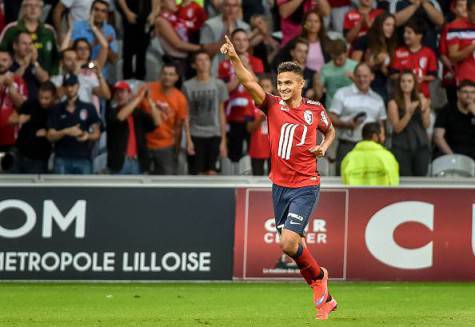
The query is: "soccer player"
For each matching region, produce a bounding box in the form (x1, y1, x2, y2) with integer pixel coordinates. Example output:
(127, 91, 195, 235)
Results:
(221, 36, 338, 320)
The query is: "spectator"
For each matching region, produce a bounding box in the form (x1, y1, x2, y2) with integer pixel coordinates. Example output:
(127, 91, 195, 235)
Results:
(314, 39, 357, 106)
(329, 0, 352, 34)
(329, 62, 387, 174)
(0, 50, 27, 153)
(301, 10, 330, 73)
(352, 12, 397, 102)
(343, 0, 384, 45)
(447, 0, 475, 85)
(9, 81, 56, 173)
(0, 0, 60, 75)
(47, 73, 101, 174)
(246, 74, 272, 176)
(341, 122, 399, 185)
(53, 0, 94, 44)
(51, 48, 111, 105)
(183, 51, 229, 175)
(277, 0, 330, 46)
(178, 0, 208, 43)
(200, 0, 250, 75)
(249, 15, 280, 72)
(11, 32, 49, 99)
(289, 38, 318, 99)
(117, 0, 159, 80)
(388, 71, 431, 176)
(433, 80, 475, 160)
(440, 0, 467, 104)
(153, 0, 206, 78)
(70, 0, 118, 80)
(389, 18, 437, 98)
(219, 28, 264, 163)
(141, 63, 188, 175)
(71, 38, 107, 71)
(241, 0, 266, 23)
(106, 81, 161, 174)
(394, 0, 444, 51)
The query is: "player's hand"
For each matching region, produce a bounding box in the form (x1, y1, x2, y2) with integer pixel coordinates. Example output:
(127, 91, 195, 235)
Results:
(309, 145, 327, 158)
(220, 35, 238, 60)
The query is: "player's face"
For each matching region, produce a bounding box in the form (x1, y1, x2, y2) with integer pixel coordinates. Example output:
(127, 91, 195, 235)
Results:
(291, 43, 309, 66)
(232, 31, 249, 55)
(277, 72, 304, 101)
(400, 73, 415, 94)
(38, 90, 55, 109)
(354, 65, 374, 92)
(382, 17, 395, 39)
(458, 86, 475, 106)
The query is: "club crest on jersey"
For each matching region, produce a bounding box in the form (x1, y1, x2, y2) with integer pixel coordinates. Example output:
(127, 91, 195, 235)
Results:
(304, 110, 313, 125)
(320, 111, 329, 127)
(279, 99, 289, 111)
(79, 109, 88, 121)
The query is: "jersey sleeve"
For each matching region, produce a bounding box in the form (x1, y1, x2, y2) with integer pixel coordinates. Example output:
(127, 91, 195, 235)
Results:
(257, 92, 278, 114)
(317, 107, 332, 133)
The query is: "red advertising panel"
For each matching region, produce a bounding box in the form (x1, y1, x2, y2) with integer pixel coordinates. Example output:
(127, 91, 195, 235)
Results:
(234, 188, 348, 280)
(234, 187, 475, 281)
(347, 189, 475, 281)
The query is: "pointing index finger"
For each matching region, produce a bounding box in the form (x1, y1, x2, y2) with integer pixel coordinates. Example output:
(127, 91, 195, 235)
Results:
(225, 35, 231, 44)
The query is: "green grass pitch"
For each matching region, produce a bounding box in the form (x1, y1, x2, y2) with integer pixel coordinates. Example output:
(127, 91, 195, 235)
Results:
(0, 282, 474, 326)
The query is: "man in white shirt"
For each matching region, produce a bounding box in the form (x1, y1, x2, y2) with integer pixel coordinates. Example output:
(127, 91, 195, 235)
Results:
(329, 62, 386, 175)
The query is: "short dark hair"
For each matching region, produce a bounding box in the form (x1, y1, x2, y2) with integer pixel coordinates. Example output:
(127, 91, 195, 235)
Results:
(328, 39, 347, 58)
(161, 62, 179, 74)
(290, 37, 309, 51)
(91, 0, 109, 10)
(405, 18, 426, 36)
(458, 80, 475, 90)
(13, 32, 30, 45)
(277, 61, 304, 77)
(60, 47, 76, 60)
(231, 28, 248, 39)
(38, 81, 57, 96)
(192, 49, 210, 63)
(362, 122, 382, 140)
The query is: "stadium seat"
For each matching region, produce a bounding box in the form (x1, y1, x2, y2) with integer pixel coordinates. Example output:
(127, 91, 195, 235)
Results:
(431, 154, 475, 177)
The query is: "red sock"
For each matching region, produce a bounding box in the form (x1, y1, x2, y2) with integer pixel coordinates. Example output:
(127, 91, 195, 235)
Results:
(292, 246, 322, 285)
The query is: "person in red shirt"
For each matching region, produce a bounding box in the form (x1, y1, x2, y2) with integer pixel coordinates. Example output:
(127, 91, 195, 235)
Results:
(221, 36, 337, 319)
(0, 50, 27, 154)
(343, 0, 384, 45)
(177, 0, 207, 43)
(440, 0, 467, 103)
(448, 0, 475, 85)
(218, 28, 264, 163)
(389, 18, 437, 98)
(246, 75, 273, 175)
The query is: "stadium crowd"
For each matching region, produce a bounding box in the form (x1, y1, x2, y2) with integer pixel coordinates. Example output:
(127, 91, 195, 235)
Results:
(0, 0, 474, 180)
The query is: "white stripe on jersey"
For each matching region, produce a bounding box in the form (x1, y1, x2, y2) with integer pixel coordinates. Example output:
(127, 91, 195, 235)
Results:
(278, 123, 290, 158)
(285, 125, 297, 160)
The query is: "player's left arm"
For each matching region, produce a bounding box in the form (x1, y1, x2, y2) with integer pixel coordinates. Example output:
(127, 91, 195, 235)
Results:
(309, 109, 336, 157)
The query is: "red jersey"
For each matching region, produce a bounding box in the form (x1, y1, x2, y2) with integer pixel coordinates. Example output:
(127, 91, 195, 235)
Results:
(0, 74, 28, 147)
(247, 107, 270, 159)
(177, 1, 207, 33)
(343, 9, 384, 38)
(219, 56, 264, 123)
(390, 46, 438, 97)
(446, 18, 475, 83)
(259, 93, 332, 188)
(160, 10, 189, 42)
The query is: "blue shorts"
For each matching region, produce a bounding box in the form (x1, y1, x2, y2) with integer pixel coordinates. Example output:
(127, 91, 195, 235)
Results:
(272, 184, 320, 236)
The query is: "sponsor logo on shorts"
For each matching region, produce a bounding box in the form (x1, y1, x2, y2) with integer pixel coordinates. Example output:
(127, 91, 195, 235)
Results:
(288, 213, 304, 221)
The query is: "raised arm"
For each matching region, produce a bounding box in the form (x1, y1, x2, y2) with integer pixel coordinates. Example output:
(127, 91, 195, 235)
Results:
(220, 35, 266, 105)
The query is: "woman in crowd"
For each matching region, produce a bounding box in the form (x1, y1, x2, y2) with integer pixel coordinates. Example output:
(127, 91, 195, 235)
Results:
(388, 70, 431, 176)
(352, 12, 397, 102)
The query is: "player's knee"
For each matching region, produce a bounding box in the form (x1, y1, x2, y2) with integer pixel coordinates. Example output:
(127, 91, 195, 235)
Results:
(279, 239, 298, 257)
